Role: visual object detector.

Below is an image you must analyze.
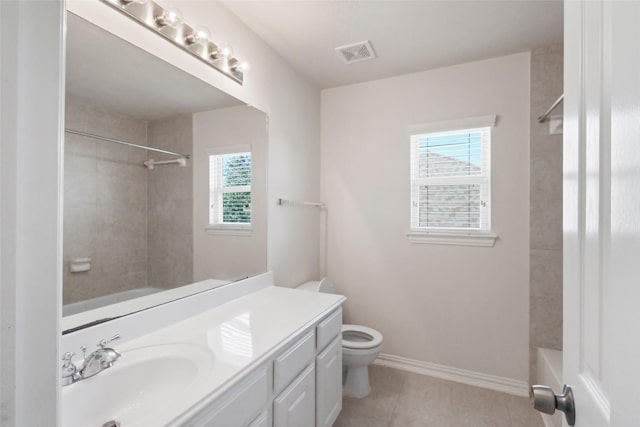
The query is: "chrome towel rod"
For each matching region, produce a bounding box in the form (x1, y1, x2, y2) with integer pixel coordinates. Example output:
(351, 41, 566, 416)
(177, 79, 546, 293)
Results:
(278, 198, 325, 208)
(537, 94, 564, 123)
(64, 128, 191, 159)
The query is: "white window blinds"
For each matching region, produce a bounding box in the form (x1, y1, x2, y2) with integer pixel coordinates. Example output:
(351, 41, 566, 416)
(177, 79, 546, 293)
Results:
(410, 126, 491, 231)
(209, 151, 252, 225)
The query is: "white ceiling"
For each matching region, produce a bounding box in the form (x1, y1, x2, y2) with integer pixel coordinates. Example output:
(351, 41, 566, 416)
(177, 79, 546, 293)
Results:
(223, 0, 563, 89)
(66, 13, 244, 121)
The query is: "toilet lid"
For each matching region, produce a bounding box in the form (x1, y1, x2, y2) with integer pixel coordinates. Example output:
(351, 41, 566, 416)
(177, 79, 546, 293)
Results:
(342, 324, 383, 349)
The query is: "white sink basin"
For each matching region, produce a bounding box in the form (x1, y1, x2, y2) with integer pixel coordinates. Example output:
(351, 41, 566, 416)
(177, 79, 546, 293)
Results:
(61, 343, 215, 427)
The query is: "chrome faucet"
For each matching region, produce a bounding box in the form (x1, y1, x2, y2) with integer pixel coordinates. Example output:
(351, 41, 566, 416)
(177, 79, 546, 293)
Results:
(61, 334, 121, 386)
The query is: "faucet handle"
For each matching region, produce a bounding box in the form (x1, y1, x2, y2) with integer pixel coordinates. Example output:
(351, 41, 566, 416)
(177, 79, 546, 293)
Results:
(61, 352, 77, 385)
(61, 352, 75, 366)
(98, 334, 120, 348)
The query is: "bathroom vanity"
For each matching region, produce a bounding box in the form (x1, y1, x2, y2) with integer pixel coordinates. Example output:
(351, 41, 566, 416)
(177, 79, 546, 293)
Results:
(60, 273, 345, 427)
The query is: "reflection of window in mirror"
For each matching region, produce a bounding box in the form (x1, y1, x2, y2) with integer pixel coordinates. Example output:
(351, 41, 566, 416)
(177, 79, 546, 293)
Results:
(208, 146, 252, 229)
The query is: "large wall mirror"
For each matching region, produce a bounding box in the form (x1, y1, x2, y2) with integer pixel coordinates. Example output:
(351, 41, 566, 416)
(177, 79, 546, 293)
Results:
(62, 12, 267, 332)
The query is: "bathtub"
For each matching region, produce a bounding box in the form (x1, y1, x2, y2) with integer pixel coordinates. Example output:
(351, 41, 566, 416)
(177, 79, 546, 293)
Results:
(537, 348, 563, 427)
(63, 287, 163, 316)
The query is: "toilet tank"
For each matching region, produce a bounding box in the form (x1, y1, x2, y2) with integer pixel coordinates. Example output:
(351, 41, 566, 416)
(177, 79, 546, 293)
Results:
(296, 277, 336, 294)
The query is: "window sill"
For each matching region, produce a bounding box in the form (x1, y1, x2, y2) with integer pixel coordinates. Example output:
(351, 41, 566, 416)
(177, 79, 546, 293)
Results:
(406, 230, 497, 247)
(206, 225, 253, 237)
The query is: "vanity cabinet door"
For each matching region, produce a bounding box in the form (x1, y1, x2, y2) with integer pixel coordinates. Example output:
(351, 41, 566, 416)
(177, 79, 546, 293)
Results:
(248, 410, 270, 427)
(316, 335, 342, 427)
(273, 364, 315, 427)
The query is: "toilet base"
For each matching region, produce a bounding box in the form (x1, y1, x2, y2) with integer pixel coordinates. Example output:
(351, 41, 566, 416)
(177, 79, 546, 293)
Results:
(343, 365, 371, 398)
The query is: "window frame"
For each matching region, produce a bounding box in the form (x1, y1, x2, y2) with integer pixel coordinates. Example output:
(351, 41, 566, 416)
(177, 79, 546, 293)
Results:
(406, 115, 498, 247)
(206, 145, 254, 236)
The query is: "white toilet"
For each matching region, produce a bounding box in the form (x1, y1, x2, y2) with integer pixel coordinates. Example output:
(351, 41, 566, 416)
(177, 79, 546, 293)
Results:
(297, 278, 383, 398)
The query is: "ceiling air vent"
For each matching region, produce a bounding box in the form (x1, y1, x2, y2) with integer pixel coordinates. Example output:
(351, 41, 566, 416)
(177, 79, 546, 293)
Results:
(335, 40, 376, 64)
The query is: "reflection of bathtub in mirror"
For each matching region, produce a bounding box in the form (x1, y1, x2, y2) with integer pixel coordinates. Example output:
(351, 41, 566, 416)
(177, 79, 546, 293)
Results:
(62, 12, 268, 332)
(62, 279, 232, 333)
(63, 287, 163, 316)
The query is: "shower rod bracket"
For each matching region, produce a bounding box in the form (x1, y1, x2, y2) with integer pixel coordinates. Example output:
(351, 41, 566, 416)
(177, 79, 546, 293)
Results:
(143, 158, 187, 170)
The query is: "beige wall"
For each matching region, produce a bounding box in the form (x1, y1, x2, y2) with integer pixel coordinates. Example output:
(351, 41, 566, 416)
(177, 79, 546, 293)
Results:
(321, 53, 531, 382)
(529, 44, 563, 382)
(193, 106, 268, 281)
(63, 98, 149, 304)
(147, 115, 194, 289)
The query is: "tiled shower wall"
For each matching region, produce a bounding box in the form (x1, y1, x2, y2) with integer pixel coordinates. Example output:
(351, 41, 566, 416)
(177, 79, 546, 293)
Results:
(529, 44, 563, 383)
(64, 98, 149, 304)
(147, 115, 194, 289)
(63, 98, 194, 305)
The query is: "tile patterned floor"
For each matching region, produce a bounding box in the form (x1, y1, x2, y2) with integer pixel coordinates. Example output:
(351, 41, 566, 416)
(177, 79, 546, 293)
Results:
(334, 365, 543, 427)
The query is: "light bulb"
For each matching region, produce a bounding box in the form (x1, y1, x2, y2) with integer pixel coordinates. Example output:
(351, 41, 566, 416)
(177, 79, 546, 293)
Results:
(185, 26, 211, 46)
(219, 44, 233, 58)
(231, 60, 251, 72)
(209, 46, 220, 60)
(155, 7, 183, 29)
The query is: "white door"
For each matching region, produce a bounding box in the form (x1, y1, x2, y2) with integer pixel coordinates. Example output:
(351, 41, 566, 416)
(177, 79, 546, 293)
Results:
(562, 0, 640, 426)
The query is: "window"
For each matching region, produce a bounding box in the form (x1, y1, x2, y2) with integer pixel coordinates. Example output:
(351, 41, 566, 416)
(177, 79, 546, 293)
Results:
(208, 149, 252, 228)
(408, 115, 496, 246)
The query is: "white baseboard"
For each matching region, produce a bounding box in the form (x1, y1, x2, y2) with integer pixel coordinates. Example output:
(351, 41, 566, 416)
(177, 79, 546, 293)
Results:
(374, 353, 530, 397)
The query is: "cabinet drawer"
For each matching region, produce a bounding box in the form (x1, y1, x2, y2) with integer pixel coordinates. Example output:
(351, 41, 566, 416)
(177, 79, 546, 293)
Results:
(189, 367, 269, 427)
(274, 330, 315, 394)
(316, 308, 342, 351)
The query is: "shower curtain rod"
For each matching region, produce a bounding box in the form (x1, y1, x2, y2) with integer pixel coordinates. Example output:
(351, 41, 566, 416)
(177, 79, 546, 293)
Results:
(537, 94, 564, 123)
(64, 128, 191, 159)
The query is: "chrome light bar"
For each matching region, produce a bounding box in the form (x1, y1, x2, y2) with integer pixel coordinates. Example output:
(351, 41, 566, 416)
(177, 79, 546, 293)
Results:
(100, 0, 248, 85)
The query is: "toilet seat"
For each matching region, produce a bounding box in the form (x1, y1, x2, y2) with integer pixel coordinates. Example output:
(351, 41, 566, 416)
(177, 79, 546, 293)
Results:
(342, 324, 383, 349)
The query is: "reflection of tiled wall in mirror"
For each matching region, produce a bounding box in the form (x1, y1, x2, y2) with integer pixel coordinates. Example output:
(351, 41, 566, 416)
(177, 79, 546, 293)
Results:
(147, 115, 194, 290)
(63, 97, 194, 305)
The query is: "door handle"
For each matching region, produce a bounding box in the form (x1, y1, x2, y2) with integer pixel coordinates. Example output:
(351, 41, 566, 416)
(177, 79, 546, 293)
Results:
(531, 384, 576, 426)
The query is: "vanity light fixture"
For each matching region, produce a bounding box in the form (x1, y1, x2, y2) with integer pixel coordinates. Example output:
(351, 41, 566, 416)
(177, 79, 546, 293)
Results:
(100, 0, 247, 84)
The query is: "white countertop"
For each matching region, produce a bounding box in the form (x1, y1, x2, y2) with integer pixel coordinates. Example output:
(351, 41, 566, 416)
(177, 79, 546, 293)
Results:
(62, 285, 345, 427)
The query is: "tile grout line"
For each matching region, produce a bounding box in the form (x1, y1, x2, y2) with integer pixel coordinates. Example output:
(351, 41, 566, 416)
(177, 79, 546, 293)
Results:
(386, 370, 408, 427)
